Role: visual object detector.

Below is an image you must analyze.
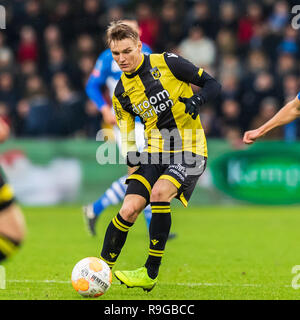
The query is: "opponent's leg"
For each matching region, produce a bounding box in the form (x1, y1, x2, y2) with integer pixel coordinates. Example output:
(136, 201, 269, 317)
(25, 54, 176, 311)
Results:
(84, 179, 154, 236)
(83, 175, 127, 236)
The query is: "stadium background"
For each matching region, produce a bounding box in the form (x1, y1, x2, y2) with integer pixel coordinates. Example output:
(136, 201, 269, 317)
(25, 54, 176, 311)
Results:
(0, 0, 299, 206)
(0, 0, 300, 301)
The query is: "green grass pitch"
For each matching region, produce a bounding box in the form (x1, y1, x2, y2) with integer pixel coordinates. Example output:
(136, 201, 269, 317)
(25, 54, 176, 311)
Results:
(1, 204, 300, 300)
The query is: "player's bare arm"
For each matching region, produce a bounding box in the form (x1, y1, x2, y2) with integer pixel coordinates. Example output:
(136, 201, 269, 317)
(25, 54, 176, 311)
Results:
(243, 94, 300, 145)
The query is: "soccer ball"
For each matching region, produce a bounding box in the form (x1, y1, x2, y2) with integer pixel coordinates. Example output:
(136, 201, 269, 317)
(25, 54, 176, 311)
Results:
(71, 257, 112, 297)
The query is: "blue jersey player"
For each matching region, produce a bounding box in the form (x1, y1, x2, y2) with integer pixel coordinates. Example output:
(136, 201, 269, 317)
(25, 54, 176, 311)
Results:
(83, 20, 155, 236)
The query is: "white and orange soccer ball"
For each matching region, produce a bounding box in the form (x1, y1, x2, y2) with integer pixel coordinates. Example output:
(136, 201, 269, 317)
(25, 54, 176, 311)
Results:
(71, 257, 112, 297)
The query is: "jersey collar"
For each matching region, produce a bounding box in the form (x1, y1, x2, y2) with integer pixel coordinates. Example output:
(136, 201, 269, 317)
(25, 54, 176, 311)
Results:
(124, 54, 145, 78)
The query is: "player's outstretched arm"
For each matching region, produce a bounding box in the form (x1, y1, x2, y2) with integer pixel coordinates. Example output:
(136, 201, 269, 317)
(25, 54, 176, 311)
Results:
(243, 94, 300, 144)
(0, 118, 10, 143)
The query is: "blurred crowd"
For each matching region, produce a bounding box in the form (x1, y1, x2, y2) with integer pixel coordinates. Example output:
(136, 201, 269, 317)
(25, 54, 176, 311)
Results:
(0, 0, 299, 145)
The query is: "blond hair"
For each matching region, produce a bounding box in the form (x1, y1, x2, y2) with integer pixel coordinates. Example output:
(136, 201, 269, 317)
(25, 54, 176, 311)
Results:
(106, 20, 139, 47)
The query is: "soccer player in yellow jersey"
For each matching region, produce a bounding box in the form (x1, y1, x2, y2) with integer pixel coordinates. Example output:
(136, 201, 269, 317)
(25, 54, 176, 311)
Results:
(0, 118, 26, 263)
(243, 93, 300, 144)
(99, 21, 221, 291)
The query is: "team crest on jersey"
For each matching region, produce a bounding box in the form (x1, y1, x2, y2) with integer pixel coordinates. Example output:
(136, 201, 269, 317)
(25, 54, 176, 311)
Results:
(150, 67, 161, 80)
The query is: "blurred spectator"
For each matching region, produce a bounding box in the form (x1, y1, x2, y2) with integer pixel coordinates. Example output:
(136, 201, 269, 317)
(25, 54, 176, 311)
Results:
(51, 72, 71, 92)
(224, 126, 244, 149)
(54, 85, 86, 136)
(241, 49, 270, 97)
(0, 31, 14, 71)
(0, 48, 14, 71)
(84, 100, 102, 138)
(0, 0, 298, 140)
(20, 60, 38, 77)
(23, 74, 54, 136)
(18, 60, 39, 97)
(76, 34, 96, 56)
(103, 0, 131, 10)
(217, 1, 238, 33)
(106, 5, 124, 22)
(0, 101, 11, 127)
(44, 44, 67, 79)
(184, 0, 216, 38)
(277, 25, 299, 57)
(49, 0, 75, 45)
(156, 1, 184, 53)
(178, 25, 216, 68)
(44, 24, 63, 48)
(0, 72, 18, 110)
(43, 44, 80, 89)
(282, 73, 299, 101)
(250, 97, 283, 139)
(253, 71, 276, 108)
(268, 0, 290, 33)
(23, 0, 48, 39)
(219, 73, 240, 102)
(218, 55, 242, 79)
(237, 2, 263, 49)
(76, 0, 105, 37)
(78, 55, 96, 88)
(70, 34, 96, 65)
(249, 22, 269, 50)
(199, 105, 220, 138)
(13, 99, 30, 136)
(220, 99, 242, 132)
(17, 26, 39, 64)
(276, 52, 297, 77)
(216, 29, 237, 55)
(136, 2, 160, 49)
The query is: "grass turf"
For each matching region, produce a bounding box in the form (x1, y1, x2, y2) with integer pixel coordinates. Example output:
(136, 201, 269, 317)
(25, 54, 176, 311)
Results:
(1, 205, 300, 300)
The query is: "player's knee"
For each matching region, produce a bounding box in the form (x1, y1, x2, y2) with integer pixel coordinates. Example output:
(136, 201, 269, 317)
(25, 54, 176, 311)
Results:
(119, 202, 141, 222)
(150, 185, 170, 202)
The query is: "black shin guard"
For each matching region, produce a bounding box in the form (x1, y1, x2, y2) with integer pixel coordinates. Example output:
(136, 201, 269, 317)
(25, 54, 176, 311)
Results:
(145, 202, 171, 279)
(100, 213, 133, 269)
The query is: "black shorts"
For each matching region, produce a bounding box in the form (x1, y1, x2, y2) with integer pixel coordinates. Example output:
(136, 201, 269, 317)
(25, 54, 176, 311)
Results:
(125, 152, 207, 207)
(0, 170, 14, 212)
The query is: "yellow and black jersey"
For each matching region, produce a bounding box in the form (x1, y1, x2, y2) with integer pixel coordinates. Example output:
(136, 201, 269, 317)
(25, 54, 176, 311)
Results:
(0, 170, 14, 211)
(112, 52, 212, 157)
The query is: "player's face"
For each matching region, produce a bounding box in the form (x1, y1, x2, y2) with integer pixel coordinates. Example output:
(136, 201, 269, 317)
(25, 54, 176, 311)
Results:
(110, 38, 143, 73)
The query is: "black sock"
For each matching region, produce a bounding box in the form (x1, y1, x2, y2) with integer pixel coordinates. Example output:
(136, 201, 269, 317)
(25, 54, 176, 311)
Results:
(0, 233, 20, 263)
(145, 202, 171, 279)
(100, 213, 133, 269)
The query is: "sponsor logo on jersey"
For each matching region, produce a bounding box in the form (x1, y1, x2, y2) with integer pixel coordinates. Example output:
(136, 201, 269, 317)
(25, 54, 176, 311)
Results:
(131, 89, 174, 120)
(150, 67, 161, 80)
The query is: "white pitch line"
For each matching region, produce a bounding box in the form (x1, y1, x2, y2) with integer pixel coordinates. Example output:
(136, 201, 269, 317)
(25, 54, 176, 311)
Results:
(7, 279, 70, 284)
(5, 279, 292, 288)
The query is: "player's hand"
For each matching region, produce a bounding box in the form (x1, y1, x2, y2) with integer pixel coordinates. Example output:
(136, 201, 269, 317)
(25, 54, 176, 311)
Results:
(101, 105, 117, 125)
(126, 151, 141, 167)
(243, 129, 262, 145)
(179, 95, 205, 120)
